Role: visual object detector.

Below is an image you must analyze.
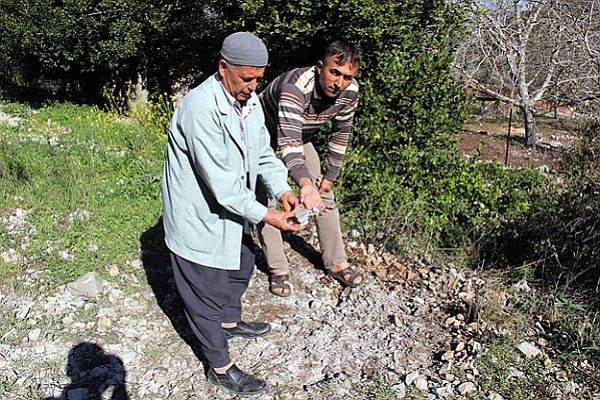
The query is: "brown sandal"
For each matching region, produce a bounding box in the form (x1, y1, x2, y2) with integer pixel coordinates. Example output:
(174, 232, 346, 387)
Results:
(269, 274, 292, 297)
(328, 266, 363, 288)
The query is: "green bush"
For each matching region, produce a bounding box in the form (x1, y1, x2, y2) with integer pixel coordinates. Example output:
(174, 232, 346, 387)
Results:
(479, 119, 600, 287)
(338, 139, 546, 261)
(228, 0, 509, 260)
(228, 0, 469, 146)
(0, 0, 222, 101)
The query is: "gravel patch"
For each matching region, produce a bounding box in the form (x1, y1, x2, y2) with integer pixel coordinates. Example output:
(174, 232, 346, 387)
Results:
(0, 222, 593, 399)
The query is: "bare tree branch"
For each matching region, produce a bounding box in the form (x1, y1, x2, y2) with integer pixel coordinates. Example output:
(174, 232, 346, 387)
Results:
(454, 0, 600, 146)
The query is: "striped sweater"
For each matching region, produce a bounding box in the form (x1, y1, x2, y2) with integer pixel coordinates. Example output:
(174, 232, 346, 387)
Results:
(259, 66, 359, 183)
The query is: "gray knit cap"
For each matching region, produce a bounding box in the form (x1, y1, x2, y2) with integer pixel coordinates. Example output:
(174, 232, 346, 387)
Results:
(220, 32, 268, 67)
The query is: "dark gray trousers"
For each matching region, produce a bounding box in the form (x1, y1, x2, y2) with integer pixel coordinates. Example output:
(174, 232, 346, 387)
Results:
(170, 235, 255, 368)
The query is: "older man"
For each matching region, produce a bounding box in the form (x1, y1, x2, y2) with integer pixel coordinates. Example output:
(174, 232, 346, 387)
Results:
(162, 32, 303, 395)
(257, 41, 364, 297)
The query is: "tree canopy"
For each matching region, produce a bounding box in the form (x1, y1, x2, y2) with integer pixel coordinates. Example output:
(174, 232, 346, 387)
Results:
(0, 0, 223, 101)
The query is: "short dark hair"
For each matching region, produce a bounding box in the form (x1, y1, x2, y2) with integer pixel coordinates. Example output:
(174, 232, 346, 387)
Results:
(322, 41, 361, 68)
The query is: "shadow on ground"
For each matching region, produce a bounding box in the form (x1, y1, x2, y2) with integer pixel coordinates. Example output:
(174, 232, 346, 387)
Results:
(139, 217, 207, 367)
(139, 218, 328, 362)
(44, 342, 128, 400)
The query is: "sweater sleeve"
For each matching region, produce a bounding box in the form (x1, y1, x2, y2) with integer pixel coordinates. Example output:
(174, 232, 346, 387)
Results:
(275, 83, 311, 183)
(324, 94, 359, 182)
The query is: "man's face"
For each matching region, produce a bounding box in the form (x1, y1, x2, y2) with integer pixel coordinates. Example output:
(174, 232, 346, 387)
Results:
(218, 60, 265, 102)
(316, 55, 359, 98)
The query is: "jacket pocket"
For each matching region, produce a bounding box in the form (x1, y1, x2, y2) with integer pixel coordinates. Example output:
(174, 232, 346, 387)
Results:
(184, 203, 222, 253)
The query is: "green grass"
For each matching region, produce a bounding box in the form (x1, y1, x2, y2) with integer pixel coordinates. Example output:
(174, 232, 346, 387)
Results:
(0, 101, 165, 286)
(372, 382, 399, 400)
(471, 336, 551, 400)
(0, 376, 17, 398)
(472, 282, 599, 400)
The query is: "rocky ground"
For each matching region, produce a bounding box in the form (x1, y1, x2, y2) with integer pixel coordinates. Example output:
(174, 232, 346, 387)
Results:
(2, 206, 592, 400)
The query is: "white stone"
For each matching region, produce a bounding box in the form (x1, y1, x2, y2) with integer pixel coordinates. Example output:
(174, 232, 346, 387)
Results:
(405, 371, 420, 386)
(511, 279, 531, 292)
(16, 304, 31, 319)
(439, 362, 452, 374)
(1, 250, 19, 263)
(517, 341, 542, 357)
(414, 376, 428, 391)
(97, 316, 112, 330)
(67, 272, 104, 298)
(59, 250, 74, 260)
(309, 299, 322, 310)
(564, 381, 579, 394)
(28, 328, 42, 342)
(413, 296, 425, 305)
(508, 367, 525, 379)
(108, 265, 120, 277)
(435, 384, 454, 397)
(458, 381, 476, 395)
(393, 382, 406, 398)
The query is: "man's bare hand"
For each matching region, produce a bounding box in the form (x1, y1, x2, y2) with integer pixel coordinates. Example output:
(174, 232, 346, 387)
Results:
(278, 190, 299, 212)
(318, 177, 334, 194)
(262, 210, 305, 232)
(298, 177, 323, 210)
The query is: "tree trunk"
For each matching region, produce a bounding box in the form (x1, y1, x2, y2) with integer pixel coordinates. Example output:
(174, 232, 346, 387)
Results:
(522, 102, 538, 147)
(126, 72, 148, 113)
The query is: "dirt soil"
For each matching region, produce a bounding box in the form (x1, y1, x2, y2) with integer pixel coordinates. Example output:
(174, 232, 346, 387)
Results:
(459, 117, 579, 172)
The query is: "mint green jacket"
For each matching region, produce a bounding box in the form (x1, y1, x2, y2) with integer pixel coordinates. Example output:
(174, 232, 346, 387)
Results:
(162, 74, 291, 270)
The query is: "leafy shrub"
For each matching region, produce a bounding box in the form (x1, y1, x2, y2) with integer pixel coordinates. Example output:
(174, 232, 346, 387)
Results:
(479, 119, 600, 288)
(338, 139, 546, 261)
(0, 0, 223, 101)
(229, 0, 469, 147)
(229, 0, 508, 260)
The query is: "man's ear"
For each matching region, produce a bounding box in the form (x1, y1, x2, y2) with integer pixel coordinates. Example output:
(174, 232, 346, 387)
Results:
(218, 59, 228, 77)
(316, 59, 324, 74)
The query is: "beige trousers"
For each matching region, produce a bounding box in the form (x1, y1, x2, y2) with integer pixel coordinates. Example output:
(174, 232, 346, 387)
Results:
(257, 143, 347, 275)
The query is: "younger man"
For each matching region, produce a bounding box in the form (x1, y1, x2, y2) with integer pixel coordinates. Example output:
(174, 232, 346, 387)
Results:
(258, 41, 364, 296)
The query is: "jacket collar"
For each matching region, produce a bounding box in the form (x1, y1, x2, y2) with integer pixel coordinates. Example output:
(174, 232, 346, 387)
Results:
(209, 73, 246, 155)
